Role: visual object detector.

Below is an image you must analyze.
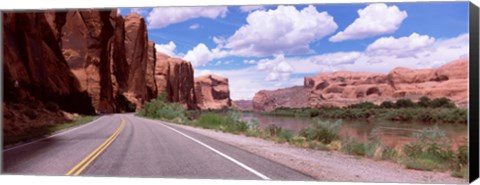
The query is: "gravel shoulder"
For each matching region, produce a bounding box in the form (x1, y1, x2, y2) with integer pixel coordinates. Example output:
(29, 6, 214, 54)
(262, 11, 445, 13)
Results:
(166, 122, 466, 184)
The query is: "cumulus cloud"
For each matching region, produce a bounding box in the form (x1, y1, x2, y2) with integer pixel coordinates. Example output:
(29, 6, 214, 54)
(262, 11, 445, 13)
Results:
(155, 41, 177, 57)
(189, 24, 200, 30)
(183, 43, 215, 67)
(224, 5, 338, 57)
(255, 54, 294, 81)
(239, 5, 265, 12)
(329, 3, 407, 42)
(147, 6, 228, 29)
(309, 51, 362, 65)
(366, 33, 435, 58)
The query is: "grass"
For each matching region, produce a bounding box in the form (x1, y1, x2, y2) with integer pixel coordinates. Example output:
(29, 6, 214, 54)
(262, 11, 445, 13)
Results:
(4, 116, 95, 146)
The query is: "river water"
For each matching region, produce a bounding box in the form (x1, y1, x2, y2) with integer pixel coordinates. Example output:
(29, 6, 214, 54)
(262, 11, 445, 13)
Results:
(239, 112, 468, 149)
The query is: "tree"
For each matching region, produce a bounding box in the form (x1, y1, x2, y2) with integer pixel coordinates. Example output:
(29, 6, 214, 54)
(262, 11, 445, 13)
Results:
(417, 96, 431, 108)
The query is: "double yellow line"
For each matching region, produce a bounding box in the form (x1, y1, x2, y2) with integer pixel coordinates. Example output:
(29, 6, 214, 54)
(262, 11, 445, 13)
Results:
(65, 118, 126, 176)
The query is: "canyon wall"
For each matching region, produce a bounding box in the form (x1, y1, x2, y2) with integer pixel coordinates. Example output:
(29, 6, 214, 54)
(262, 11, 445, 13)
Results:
(194, 75, 232, 110)
(253, 59, 469, 111)
(3, 10, 159, 140)
(155, 53, 197, 109)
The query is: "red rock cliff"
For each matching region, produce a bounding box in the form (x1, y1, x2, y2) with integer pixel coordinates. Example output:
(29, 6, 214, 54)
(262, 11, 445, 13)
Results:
(252, 59, 468, 111)
(252, 86, 309, 111)
(194, 75, 232, 110)
(155, 53, 197, 109)
(3, 10, 160, 142)
(305, 58, 469, 108)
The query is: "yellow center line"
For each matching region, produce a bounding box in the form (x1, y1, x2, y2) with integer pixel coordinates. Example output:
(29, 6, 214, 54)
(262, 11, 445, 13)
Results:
(65, 118, 126, 176)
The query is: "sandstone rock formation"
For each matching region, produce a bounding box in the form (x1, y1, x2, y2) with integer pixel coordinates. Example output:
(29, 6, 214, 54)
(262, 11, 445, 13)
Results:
(53, 11, 157, 112)
(3, 10, 162, 142)
(3, 12, 95, 141)
(252, 59, 469, 111)
(155, 53, 197, 109)
(194, 75, 232, 110)
(306, 58, 469, 108)
(252, 86, 309, 111)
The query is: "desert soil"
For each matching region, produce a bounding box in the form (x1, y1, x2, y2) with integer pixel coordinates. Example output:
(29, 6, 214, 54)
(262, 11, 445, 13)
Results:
(169, 122, 466, 184)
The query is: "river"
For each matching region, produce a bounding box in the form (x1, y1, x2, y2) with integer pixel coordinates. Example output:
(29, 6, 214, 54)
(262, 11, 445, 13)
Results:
(239, 112, 468, 149)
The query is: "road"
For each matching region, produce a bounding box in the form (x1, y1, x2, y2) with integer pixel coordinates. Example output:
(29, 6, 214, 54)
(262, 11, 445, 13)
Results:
(2, 114, 313, 180)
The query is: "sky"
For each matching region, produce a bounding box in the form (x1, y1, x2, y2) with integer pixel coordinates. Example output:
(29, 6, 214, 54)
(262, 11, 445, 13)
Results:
(118, 2, 469, 100)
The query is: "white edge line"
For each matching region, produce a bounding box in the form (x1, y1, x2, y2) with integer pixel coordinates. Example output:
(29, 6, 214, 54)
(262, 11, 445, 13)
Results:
(157, 121, 271, 180)
(3, 115, 106, 152)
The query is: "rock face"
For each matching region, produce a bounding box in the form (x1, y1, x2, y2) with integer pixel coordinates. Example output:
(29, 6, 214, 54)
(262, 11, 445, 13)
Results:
(155, 53, 197, 109)
(3, 12, 95, 141)
(194, 75, 232, 110)
(252, 59, 469, 111)
(252, 86, 309, 111)
(305, 58, 469, 108)
(3, 10, 160, 142)
(55, 11, 157, 112)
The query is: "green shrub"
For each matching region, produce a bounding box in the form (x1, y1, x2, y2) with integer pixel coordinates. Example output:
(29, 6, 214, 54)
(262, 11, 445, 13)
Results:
(417, 96, 431, 108)
(342, 139, 366, 156)
(395, 99, 417, 108)
(347, 102, 378, 109)
(191, 112, 249, 134)
(266, 124, 283, 137)
(429, 97, 456, 108)
(299, 119, 342, 144)
(380, 101, 395, 108)
(138, 93, 186, 122)
(279, 130, 293, 141)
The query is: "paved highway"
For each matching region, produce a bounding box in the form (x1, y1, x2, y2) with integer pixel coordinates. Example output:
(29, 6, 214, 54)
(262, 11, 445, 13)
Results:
(3, 114, 313, 180)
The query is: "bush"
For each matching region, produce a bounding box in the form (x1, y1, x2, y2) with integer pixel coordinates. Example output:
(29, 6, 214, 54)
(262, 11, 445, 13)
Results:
(417, 96, 431, 108)
(266, 124, 283, 137)
(299, 119, 342, 144)
(429, 98, 456, 108)
(395, 99, 417, 108)
(138, 93, 186, 122)
(192, 112, 249, 134)
(347, 102, 378, 109)
(342, 139, 366, 156)
(401, 126, 457, 171)
(380, 101, 395, 108)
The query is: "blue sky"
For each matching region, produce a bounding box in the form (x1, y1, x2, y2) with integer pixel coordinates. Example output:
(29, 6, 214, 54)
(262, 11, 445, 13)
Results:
(118, 2, 469, 100)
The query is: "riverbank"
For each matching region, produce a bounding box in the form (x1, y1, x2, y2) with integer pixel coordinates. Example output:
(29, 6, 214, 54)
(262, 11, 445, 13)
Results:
(163, 120, 465, 183)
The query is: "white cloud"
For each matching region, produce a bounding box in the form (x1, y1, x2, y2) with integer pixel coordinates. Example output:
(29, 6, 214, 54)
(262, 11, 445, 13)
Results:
(239, 5, 264, 12)
(224, 5, 338, 57)
(130, 8, 149, 16)
(183, 43, 214, 67)
(189, 24, 200, 30)
(155, 41, 177, 57)
(309, 51, 362, 65)
(329, 3, 407, 42)
(243, 59, 257, 64)
(366, 33, 435, 57)
(147, 6, 228, 29)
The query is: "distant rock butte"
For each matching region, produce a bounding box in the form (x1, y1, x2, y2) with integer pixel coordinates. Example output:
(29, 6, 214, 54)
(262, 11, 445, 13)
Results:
(253, 59, 469, 111)
(194, 75, 232, 110)
(252, 86, 309, 112)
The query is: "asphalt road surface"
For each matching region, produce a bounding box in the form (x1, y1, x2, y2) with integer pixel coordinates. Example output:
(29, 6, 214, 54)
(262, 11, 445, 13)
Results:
(3, 114, 314, 180)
